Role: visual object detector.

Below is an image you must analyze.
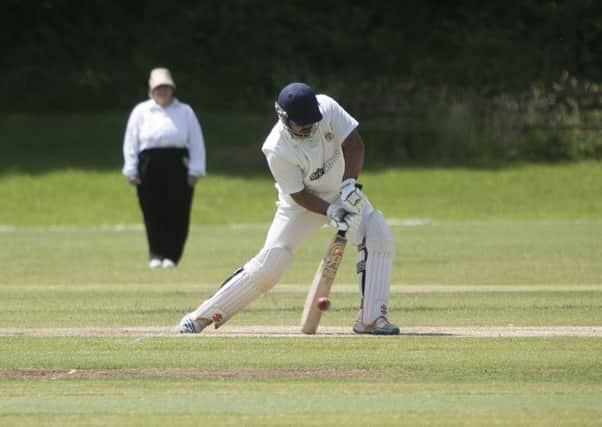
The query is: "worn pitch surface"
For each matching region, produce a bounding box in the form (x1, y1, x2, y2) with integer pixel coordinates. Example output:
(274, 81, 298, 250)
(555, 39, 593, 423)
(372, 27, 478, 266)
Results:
(1, 325, 601, 337)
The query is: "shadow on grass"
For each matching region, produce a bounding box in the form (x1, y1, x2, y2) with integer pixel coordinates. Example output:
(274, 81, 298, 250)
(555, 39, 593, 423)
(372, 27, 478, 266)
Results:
(0, 110, 563, 176)
(0, 111, 274, 177)
(398, 332, 455, 337)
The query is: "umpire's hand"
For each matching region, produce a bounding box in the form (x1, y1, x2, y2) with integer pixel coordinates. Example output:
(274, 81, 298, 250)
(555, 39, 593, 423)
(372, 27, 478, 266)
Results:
(127, 175, 141, 186)
(188, 175, 200, 187)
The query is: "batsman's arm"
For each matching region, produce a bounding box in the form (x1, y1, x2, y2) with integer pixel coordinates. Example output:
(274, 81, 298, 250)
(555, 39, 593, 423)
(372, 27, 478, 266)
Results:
(290, 190, 329, 215)
(291, 190, 357, 237)
(342, 129, 364, 180)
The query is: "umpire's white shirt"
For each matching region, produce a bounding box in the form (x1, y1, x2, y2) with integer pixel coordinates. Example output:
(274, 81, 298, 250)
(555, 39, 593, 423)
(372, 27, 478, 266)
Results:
(262, 95, 358, 209)
(122, 99, 206, 177)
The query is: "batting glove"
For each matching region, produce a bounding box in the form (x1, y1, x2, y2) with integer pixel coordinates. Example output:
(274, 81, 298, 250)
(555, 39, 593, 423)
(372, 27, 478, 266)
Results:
(327, 204, 356, 232)
(340, 178, 366, 213)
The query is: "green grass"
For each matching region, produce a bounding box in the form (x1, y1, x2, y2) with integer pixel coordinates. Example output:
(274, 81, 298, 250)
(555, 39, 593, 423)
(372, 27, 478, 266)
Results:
(2, 285, 602, 327)
(1, 338, 601, 426)
(2, 336, 601, 376)
(2, 383, 600, 426)
(0, 162, 601, 226)
(1, 221, 601, 425)
(1, 158, 602, 425)
(2, 221, 601, 286)
(1, 222, 602, 330)
(365, 162, 602, 220)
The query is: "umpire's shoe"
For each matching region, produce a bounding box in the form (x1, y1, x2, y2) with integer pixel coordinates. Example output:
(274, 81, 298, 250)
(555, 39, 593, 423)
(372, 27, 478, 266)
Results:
(353, 316, 400, 335)
(176, 314, 211, 334)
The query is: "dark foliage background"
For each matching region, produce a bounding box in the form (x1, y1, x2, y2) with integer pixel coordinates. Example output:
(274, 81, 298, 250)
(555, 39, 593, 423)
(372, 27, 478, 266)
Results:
(2, 0, 602, 167)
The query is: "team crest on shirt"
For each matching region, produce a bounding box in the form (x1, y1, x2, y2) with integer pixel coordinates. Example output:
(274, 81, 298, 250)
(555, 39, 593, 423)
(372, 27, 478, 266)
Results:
(324, 132, 335, 142)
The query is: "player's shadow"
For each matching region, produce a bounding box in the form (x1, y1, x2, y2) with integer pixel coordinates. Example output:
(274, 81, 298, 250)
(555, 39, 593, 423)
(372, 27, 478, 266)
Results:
(398, 332, 455, 336)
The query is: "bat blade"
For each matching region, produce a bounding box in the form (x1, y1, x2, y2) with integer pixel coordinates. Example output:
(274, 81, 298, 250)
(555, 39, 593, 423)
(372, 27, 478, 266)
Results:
(300, 231, 347, 334)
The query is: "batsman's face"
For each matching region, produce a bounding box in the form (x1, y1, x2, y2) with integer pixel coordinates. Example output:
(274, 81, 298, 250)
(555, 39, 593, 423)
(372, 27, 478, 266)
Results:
(151, 85, 174, 107)
(289, 120, 319, 138)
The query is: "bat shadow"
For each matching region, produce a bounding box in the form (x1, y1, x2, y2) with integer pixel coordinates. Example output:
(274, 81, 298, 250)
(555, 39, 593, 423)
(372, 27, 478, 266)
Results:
(398, 332, 455, 336)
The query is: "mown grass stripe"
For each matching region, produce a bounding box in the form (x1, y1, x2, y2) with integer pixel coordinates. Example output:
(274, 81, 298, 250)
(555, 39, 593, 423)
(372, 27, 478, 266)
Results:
(1, 393, 601, 414)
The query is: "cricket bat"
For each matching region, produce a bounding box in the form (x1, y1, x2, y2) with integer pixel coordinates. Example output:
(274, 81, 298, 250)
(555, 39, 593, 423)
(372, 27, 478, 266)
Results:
(300, 230, 347, 334)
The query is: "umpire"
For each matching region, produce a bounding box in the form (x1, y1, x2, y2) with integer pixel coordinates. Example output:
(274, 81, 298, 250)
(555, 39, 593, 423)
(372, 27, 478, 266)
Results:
(122, 68, 206, 269)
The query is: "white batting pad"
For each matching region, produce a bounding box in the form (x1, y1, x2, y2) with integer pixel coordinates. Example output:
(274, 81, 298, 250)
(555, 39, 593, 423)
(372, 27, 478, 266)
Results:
(361, 249, 394, 324)
(191, 246, 293, 328)
(364, 210, 395, 253)
(358, 209, 395, 325)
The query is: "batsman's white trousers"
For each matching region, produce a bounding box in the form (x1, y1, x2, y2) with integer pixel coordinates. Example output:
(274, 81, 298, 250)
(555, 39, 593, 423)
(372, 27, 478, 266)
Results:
(191, 199, 395, 327)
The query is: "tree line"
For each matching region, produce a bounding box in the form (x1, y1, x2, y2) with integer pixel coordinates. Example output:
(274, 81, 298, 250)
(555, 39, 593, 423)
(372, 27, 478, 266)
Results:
(3, 0, 602, 113)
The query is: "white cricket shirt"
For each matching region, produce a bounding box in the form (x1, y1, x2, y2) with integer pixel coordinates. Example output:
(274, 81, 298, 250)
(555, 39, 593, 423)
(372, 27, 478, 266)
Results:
(122, 98, 207, 177)
(262, 94, 359, 208)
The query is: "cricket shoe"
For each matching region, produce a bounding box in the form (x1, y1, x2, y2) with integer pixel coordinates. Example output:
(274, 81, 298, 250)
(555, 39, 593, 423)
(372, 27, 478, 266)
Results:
(162, 258, 176, 269)
(149, 258, 162, 269)
(176, 313, 211, 334)
(353, 316, 400, 335)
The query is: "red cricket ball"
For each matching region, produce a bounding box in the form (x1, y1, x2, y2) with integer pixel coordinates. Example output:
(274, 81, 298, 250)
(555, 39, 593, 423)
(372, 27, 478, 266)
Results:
(317, 297, 331, 311)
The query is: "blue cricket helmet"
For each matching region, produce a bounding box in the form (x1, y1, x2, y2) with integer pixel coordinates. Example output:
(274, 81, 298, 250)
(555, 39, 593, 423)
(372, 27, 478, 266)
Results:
(275, 82, 323, 125)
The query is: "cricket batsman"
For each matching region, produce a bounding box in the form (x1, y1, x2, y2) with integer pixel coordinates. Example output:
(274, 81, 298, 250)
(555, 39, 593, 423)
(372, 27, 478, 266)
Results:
(178, 82, 399, 335)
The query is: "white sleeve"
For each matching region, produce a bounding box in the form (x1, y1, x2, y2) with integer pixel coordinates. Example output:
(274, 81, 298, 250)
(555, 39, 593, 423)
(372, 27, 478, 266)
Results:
(324, 96, 359, 142)
(186, 106, 207, 176)
(122, 107, 141, 177)
(265, 151, 304, 195)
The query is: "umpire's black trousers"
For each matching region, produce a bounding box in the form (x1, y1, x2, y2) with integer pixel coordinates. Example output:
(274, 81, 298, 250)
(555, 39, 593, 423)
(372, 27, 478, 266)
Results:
(136, 147, 194, 264)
